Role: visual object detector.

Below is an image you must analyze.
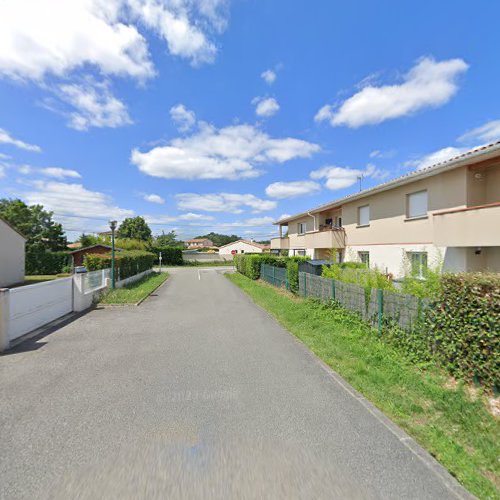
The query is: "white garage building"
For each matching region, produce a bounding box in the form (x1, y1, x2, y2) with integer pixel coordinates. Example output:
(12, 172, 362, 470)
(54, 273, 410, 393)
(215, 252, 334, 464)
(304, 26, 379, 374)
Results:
(219, 239, 269, 255)
(0, 217, 26, 288)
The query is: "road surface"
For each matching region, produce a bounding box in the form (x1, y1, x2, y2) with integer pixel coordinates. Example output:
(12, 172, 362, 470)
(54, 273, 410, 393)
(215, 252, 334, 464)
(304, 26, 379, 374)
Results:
(0, 268, 471, 499)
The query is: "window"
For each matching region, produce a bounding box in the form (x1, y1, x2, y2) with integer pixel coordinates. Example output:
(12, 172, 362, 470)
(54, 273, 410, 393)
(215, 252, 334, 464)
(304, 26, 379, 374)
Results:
(358, 251, 369, 268)
(407, 190, 428, 219)
(240, 250, 245, 253)
(407, 252, 428, 278)
(358, 205, 370, 226)
(296, 249, 306, 256)
(337, 217, 342, 228)
(297, 222, 306, 235)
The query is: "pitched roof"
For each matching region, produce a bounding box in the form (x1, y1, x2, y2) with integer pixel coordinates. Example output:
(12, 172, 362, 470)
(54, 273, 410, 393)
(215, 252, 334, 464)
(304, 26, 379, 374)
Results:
(69, 244, 122, 254)
(275, 141, 500, 225)
(0, 216, 27, 240)
(185, 238, 212, 243)
(218, 239, 268, 249)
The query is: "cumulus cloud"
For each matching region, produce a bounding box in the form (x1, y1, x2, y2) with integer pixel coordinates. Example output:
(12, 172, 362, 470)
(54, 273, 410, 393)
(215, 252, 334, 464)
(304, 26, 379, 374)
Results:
(176, 193, 277, 213)
(23, 180, 134, 231)
(40, 167, 82, 179)
(459, 120, 500, 144)
(50, 80, 132, 131)
(170, 104, 196, 132)
(265, 180, 321, 199)
(310, 164, 383, 191)
(131, 123, 320, 180)
(143, 193, 165, 204)
(315, 57, 468, 128)
(0, 128, 41, 152)
(405, 147, 465, 170)
(261, 69, 277, 85)
(253, 97, 280, 118)
(145, 212, 214, 224)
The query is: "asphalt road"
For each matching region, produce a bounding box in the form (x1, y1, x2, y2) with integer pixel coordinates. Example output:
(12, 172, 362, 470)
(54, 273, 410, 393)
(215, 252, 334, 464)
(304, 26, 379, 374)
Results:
(0, 268, 471, 499)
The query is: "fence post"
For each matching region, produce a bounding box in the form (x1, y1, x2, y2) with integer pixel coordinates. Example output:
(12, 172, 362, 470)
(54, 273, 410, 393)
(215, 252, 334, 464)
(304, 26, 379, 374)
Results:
(377, 288, 384, 334)
(272, 265, 275, 286)
(0, 288, 11, 352)
(331, 279, 336, 301)
(303, 273, 307, 297)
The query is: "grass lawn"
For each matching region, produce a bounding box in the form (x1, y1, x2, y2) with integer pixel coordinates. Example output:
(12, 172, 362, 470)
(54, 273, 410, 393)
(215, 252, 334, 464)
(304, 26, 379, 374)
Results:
(227, 273, 500, 499)
(99, 272, 168, 305)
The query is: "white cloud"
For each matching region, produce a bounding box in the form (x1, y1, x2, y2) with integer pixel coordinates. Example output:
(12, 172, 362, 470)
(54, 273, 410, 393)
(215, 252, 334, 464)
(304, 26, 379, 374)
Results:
(0, 0, 230, 82)
(143, 193, 165, 204)
(23, 180, 134, 231)
(0, 152, 11, 160)
(131, 122, 320, 180)
(145, 212, 214, 224)
(278, 213, 291, 221)
(253, 97, 280, 118)
(459, 120, 500, 144)
(0, 128, 41, 152)
(176, 193, 277, 213)
(40, 167, 82, 179)
(170, 104, 196, 132)
(242, 216, 274, 226)
(261, 69, 276, 85)
(265, 180, 321, 199)
(315, 57, 468, 128)
(310, 164, 383, 191)
(53, 80, 132, 131)
(369, 149, 396, 159)
(405, 146, 465, 170)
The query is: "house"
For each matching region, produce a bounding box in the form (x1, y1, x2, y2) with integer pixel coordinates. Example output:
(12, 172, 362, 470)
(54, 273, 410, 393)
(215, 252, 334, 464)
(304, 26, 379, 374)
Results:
(219, 239, 270, 255)
(70, 244, 121, 267)
(271, 142, 500, 277)
(0, 217, 26, 287)
(185, 238, 214, 249)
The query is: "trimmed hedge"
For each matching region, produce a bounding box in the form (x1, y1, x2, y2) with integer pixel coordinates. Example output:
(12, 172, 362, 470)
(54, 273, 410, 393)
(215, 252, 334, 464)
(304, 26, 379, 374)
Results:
(425, 273, 499, 390)
(84, 250, 155, 280)
(26, 250, 71, 275)
(147, 246, 183, 266)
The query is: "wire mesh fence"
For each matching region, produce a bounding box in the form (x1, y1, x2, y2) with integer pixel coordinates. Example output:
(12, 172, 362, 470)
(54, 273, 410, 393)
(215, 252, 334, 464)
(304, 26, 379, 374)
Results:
(261, 264, 288, 289)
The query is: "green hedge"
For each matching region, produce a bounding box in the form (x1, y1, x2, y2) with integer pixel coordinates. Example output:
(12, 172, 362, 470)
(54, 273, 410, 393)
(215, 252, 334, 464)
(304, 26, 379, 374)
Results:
(84, 250, 156, 280)
(147, 246, 183, 265)
(424, 273, 499, 390)
(26, 250, 71, 275)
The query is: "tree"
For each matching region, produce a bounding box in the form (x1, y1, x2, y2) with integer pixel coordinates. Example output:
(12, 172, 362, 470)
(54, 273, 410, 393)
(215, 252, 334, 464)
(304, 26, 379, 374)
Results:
(0, 198, 67, 251)
(155, 230, 184, 248)
(194, 232, 240, 247)
(78, 233, 100, 247)
(117, 216, 152, 241)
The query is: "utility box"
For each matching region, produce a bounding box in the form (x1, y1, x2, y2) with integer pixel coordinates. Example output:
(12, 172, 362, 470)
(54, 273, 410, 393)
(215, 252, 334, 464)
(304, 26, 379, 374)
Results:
(298, 260, 333, 276)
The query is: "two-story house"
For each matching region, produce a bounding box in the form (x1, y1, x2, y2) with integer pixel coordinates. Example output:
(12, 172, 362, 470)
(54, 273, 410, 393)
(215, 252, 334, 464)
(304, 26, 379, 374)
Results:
(271, 142, 500, 277)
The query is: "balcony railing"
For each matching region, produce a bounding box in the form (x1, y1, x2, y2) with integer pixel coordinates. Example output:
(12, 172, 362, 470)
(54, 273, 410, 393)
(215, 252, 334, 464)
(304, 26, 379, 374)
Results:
(271, 227, 345, 250)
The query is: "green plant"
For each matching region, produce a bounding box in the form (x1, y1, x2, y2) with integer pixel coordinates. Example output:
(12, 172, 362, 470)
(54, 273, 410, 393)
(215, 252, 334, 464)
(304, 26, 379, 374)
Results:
(147, 246, 183, 265)
(84, 250, 156, 280)
(25, 248, 71, 275)
(116, 216, 152, 241)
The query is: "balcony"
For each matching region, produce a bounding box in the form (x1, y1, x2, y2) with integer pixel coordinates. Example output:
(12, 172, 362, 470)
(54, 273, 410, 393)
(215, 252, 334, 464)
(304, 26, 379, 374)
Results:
(271, 228, 345, 251)
(270, 237, 290, 250)
(433, 202, 500, 246)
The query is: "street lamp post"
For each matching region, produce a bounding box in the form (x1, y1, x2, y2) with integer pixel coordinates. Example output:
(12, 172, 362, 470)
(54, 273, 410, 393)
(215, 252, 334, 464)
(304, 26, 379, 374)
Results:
(110, 220, 117, 289)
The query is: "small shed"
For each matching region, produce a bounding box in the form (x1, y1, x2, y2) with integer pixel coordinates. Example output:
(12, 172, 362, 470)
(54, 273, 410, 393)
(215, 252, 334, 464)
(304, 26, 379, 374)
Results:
(298, 260, 333, 276)
(69, 244, 121, 267)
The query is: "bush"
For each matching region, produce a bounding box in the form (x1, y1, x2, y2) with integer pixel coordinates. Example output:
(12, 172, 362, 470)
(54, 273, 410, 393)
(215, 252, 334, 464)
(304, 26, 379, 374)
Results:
(322, 264, 395, 292)
(84, 250, 156, 280)
(147, 246, 183, 266)
(424, 273, 500, 390)
(234, 254, 284, 279)
(26, 249, 71, 275)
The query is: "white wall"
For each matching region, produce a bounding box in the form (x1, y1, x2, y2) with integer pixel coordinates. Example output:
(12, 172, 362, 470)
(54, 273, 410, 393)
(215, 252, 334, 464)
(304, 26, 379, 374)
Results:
(219, 241, 264, 255)
(0, 219, 25, 287)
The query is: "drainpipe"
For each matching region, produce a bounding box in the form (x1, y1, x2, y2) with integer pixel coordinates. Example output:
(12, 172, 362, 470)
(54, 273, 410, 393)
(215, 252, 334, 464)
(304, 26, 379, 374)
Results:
(307, 212, 317, 232)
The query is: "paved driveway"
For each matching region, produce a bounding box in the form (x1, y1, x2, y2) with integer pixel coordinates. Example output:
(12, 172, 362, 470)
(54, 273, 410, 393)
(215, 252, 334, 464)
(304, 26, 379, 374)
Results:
(0, 268, 470, 499)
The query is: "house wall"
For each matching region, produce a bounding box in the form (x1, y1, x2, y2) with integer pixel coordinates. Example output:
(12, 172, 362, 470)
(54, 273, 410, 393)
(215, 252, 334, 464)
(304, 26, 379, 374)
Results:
(219, 241, 264, 254)
(0, 219, 25, 287)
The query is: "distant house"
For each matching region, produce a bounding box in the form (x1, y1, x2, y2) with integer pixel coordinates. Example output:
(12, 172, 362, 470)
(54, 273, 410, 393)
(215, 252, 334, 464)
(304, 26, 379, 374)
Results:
(0, 217, 26, 287)
(185, 238, 214, 249)
(70, 244, 121, 267)
(67, 242, 82, 250)
(219, 240, 270, 255)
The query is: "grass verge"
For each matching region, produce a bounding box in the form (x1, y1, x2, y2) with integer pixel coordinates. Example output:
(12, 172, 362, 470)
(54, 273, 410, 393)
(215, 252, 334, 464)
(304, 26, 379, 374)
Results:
(227, 272, 499, 499)
(99, 272, 168, 305)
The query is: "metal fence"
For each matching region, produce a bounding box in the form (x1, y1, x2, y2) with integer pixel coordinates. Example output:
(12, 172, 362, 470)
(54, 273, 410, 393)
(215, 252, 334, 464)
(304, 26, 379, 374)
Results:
(261, 264, 288, 289)
(82, 269, 111, 294)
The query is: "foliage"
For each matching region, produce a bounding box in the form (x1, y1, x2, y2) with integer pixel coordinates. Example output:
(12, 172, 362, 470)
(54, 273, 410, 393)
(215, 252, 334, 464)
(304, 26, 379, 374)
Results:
(99, 272, 168, 304)
(25, 249, 71, 275)
(424, 273, 500, 390)
(322, 264, 395, 292)
(194, 232, 240, 247)
(114, 238, 149, 250)
(0, 198, 67, 251)
(117, 216, 152, 241)
(227, 273, 500, 499)
(400, 266, 442, 299)
(148, 246, 183, 265)
(84, 250, 155, 280)
(154, 230, 185, 248)
(78, 233, 101, 247)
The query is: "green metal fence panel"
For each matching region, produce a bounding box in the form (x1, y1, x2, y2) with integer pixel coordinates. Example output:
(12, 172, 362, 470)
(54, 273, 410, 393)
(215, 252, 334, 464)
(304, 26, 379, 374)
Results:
(260, 264, 287, 289)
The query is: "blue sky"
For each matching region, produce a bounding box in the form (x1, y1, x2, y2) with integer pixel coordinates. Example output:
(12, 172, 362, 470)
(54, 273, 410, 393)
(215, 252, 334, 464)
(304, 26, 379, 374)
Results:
(1, 0, 499, 241)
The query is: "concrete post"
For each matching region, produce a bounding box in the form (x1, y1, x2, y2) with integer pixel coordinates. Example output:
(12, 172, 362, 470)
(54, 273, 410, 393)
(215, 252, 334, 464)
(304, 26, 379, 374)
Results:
(0, 288, 11, 352)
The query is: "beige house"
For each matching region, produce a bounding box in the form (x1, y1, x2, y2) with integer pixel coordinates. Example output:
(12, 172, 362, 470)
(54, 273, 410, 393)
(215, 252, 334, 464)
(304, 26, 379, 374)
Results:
(219, 239, 270, 255)
(185, 238, 214, 249)
(271, 142, 500, 277)
(0, 217, 26, 287)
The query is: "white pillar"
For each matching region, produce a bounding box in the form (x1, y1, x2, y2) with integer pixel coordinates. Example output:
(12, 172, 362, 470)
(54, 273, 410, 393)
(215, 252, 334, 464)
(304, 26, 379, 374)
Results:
(0, 288, 11, 352)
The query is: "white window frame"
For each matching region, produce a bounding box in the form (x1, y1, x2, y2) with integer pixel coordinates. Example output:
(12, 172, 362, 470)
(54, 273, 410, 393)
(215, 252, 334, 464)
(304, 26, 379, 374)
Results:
(358, 205, 370, 227)
(297, 222, 306, 235)
(406, 190, 428, 219)
(407, 252, 428, 279)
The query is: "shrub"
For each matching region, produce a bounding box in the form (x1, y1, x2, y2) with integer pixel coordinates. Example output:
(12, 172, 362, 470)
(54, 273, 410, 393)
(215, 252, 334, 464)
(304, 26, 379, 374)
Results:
(400, 267, 442, 299)
(147, 246, 183, 266)
(322, 264, 395, 292)
(234, 254, 284, 279)
(26, 249, 71, 275)
(424, 273, 500, 390)
(84, 250, 156, 280)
